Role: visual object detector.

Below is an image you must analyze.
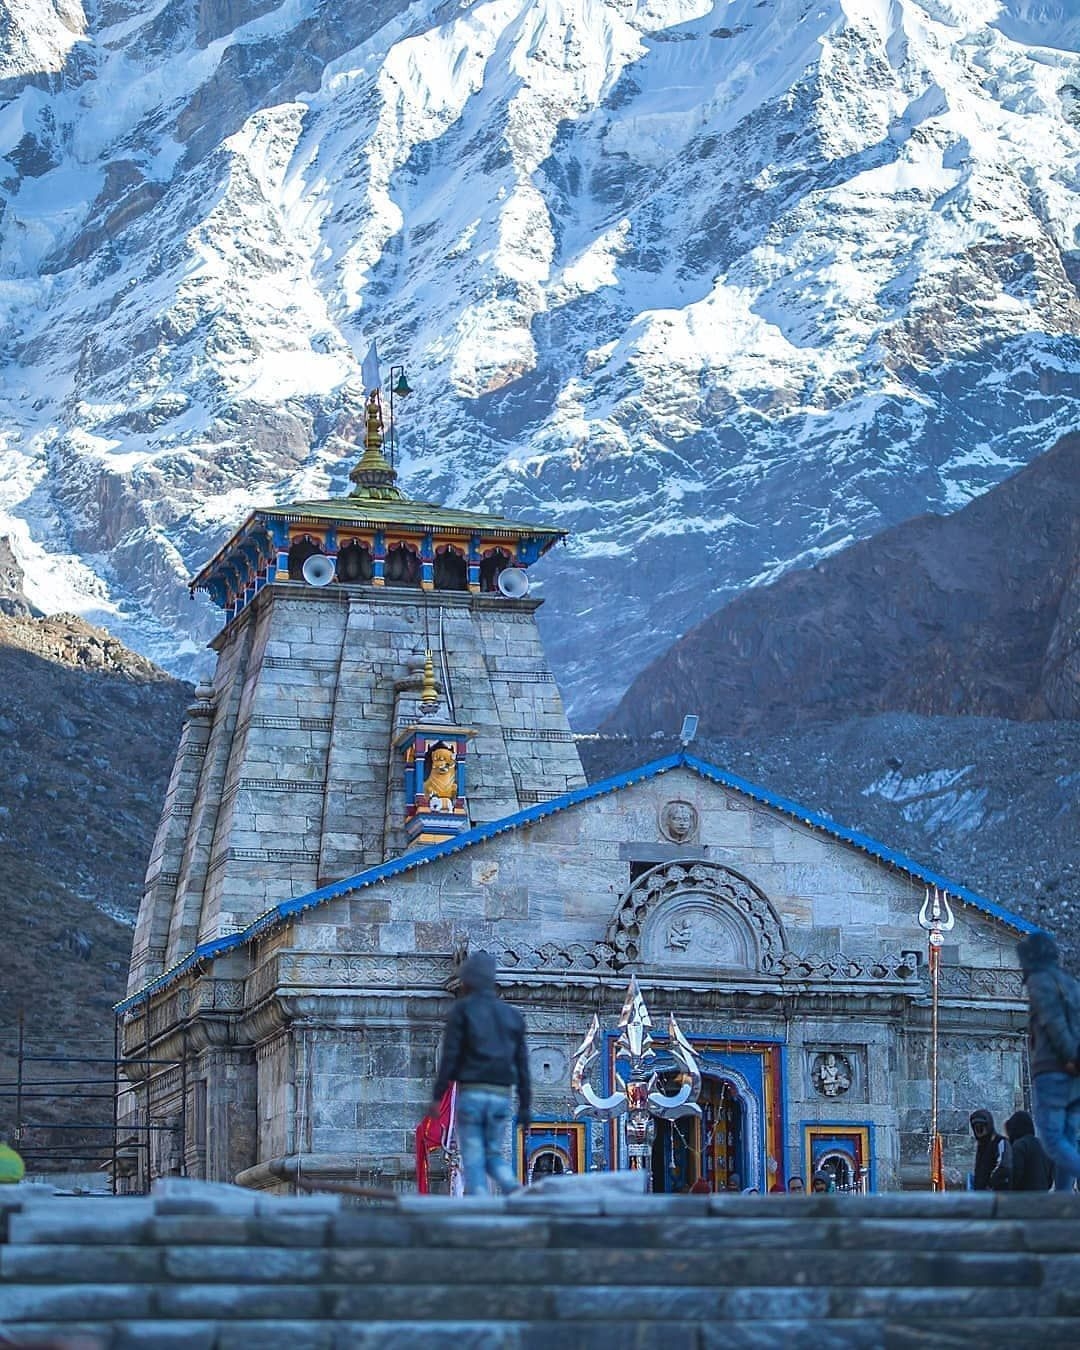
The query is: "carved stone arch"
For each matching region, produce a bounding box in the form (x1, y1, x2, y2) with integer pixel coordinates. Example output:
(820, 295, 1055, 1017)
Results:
(606, 862, 786, 974)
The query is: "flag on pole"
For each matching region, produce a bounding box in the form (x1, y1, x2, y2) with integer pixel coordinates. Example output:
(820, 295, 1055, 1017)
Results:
(361, 340, 381, 394)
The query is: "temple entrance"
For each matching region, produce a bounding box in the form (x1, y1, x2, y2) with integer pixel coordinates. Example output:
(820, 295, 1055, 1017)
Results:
(651, 1075, 744, 1193)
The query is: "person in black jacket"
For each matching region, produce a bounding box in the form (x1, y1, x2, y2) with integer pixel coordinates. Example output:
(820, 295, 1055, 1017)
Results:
(430, 950, 531, 1195)
(1018, 931, 1080, 1191)
(1005, 1110, 1053, 1191)
(969, 1108, 1012, 1190)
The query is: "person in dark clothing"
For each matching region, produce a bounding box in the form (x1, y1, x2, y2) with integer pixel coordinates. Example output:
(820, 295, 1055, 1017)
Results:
(430, 950, 531, 1195)
(969, 1108, 1012, 1190)
(1018, 931, 1080, 1192)
(1004, 1110, 1053, 1191)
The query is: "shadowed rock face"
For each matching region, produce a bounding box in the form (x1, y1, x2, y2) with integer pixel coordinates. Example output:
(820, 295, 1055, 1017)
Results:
(0, 537, 36, 617)
(603, 436, 1080, 739)
(0, 612, 190, 1156)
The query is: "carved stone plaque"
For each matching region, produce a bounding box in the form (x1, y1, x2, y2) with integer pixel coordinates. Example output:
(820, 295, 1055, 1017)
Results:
(811, 1051, 853, 1097)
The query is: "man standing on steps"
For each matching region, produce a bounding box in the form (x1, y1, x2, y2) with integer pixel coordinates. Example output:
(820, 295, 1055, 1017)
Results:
(1018, 931, 1080, 1191)
(430, 950, 531, 1195)
(969, 1109, 1012, 1190)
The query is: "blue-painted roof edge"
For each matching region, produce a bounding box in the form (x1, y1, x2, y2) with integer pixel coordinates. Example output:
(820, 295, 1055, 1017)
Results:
(115, 749, 1038, 1013)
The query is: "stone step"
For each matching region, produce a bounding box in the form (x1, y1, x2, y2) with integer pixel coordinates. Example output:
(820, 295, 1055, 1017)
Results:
(0, 1280, 1074, 1321)
(9, 1210, 1080, 1253)
(2, 1243, 1074, 1288)
(4, 1320, 1080, 1350)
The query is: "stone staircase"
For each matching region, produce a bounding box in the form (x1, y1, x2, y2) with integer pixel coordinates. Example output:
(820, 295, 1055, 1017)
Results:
(2, 1183, 1080, 1348)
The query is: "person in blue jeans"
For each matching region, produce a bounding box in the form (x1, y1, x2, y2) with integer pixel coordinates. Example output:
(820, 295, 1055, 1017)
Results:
(430, 950, 531, 1194)
(1018, 931, 1080, 1191)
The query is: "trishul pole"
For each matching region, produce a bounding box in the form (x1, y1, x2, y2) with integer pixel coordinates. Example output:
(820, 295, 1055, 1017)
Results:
(919, 885, 954, 1191)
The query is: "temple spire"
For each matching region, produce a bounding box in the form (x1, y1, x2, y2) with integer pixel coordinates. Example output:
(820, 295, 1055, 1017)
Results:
(349, 392, 404, 502)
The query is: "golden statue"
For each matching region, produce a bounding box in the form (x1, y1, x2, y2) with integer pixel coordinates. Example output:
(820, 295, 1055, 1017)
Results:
(425, 743, 458, 811)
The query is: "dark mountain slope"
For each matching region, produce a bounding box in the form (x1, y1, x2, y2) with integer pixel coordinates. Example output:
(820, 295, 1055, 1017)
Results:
(0, 550, 190, 1161)
(603, 435, 1080, 739)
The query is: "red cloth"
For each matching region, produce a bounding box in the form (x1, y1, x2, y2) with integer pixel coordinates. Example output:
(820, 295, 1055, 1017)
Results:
(415, 1086, 455, 1194)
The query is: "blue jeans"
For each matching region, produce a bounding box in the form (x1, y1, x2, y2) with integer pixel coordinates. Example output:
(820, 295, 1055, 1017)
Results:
(1032, 1071, 1080, 1192)
(456, 1088, 520, 1195)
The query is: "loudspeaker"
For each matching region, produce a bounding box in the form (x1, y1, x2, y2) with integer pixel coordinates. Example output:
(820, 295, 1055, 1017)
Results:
(301, 554, 336, 587)
(497, 567, 530, 598)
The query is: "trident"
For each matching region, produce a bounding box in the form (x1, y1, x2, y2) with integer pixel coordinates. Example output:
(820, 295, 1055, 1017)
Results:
(570, 976, 702, 1188)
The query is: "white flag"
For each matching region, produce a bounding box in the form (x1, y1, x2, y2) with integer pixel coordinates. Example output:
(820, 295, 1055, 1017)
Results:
(361, 340, 381, 394)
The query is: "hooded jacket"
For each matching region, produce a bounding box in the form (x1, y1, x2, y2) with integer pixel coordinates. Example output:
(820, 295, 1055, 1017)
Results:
(1005, 1110, 1053, 1191)
(432, 952, 532, 1114)
(969, 1108, 1012, 1191)
(1017, 932, 1080, 1077)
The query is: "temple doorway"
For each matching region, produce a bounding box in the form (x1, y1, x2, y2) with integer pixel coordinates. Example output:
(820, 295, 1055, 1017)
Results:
(651, 1075, 744, 1193)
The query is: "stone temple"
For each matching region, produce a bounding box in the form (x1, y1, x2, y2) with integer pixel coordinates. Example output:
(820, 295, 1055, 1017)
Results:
(119, 389, 1037, 1194)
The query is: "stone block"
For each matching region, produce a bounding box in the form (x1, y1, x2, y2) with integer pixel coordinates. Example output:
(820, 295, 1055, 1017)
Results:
(330, 1212, 416, 1246)
(839, 1284, 1040, 1318)
(147, 1215, 254, 1246)
(7, 1201, 155, 1246)
(162, 1243, 327, 1281)
(0, 1242, 164, 1282)
(0, 1283, 154, 1320)
(155, 1283, 328, 1319)
(112, 1325, 217, 1349)
(700, 1322, 884, 1349)
(214, 1322, 337, 1350)
(331, 1282, 543, 1320)
(332, 1322, 526, 1350)
(249, 1213, 335, 1247)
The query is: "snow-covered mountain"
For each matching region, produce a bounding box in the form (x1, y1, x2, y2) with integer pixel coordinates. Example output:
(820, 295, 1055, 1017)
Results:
(2, 0, 1079, 721)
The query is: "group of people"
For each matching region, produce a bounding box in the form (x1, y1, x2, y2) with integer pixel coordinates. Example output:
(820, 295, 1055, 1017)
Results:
(968, 930, 1080, 1192)
(432, 929, 1080, 1197)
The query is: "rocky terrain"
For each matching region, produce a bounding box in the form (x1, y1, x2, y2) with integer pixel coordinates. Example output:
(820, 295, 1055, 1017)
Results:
(0, 544, 190, 1167)
(1, 1, 1079, 721)
(604, 434, 1080, 738)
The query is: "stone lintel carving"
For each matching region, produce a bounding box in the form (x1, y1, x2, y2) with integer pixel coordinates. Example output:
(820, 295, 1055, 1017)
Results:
(280, 953, 455, 989)
(491, 937, 618, 975)
(934, 966, 1026, 1002)
(607, 862, 786, 973)
(774, 951, 919, 985)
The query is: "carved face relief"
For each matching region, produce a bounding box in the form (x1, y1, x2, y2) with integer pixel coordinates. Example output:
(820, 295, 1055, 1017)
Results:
(660, 799, 698, 843)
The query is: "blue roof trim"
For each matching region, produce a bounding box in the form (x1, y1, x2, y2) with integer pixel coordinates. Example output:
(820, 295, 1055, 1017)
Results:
(115, 751, 1037, 1013)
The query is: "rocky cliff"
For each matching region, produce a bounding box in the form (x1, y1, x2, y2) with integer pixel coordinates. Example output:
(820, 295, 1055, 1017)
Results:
(0, 546, 190, 1161)
(603, 434, 1080, 738)
(1, 1, 1079, 721)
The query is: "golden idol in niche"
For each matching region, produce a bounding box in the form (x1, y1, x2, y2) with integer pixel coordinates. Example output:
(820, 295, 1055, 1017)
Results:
(424, 742, 458, 812)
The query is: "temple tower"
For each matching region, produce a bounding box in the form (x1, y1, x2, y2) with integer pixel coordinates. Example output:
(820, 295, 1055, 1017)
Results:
(127, 391, 585, 996)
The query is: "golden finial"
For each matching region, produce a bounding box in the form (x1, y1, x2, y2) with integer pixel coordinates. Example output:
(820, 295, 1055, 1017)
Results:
(349, 391, 403, 501)
(420, 649, 439, 713)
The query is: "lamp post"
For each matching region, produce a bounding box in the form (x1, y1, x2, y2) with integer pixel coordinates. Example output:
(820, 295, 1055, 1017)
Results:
(387, 365, 411, 469)
(918, 885, 955, 1191)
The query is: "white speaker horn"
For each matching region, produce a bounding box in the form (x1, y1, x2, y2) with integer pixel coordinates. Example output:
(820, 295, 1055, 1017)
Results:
(302, 554, 336, 587)
(497, 566, 530, 599)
